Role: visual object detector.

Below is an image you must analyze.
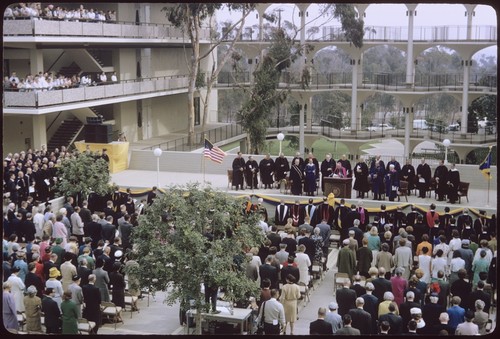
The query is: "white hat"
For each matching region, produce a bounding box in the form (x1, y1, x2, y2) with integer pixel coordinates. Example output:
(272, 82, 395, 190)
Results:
(114, 250, 123, 258)
(342, 239, 350, 245)
(328, 302, 338, 310)
(410, 307, 422, 315)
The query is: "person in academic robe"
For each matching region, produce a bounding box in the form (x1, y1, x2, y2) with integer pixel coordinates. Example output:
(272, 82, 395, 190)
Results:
(369, 155, 385, 173)
(339, 154, 352, 178)
(305, 152, 320, 177)
(274, 200, 290, 226)
(356, 201, 369, 232)
(259, 154, 275, 189)
(304, 158, 318, 196)
(274, 153, 290, 186)
(232, 151, 246, 190)
(446, 163, 460, 204)
(353, 156, 369, 199)
(290, 200, 304, 227)
(245, 156, 259, 189)
(386, 156, 401, 173)
(370, 160, 385, 200)
(291, 152, 304, 172)
(401, 158, 416, 193)
(416, 158, 432, 198)
(333, 161, 347, 178)
(289, 158, 304, 196)
(334, 199, 351, 241)
(433, 160, 448, 201)
(316, 197, 334, 227)
(320, 153, 335, 192)
(303, 198, 318, 227)
(385, 164, 400, 202)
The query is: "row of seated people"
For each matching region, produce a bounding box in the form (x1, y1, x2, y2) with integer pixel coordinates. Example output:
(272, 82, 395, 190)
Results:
(4, 71, 118, 91)
(4, 3, 116, 22)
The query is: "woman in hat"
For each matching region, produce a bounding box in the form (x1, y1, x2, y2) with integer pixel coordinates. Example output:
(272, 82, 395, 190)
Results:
(61, 290, 79, 334)
(24, 285, 42, 332)
(2, 281, 19, 331)
(7, 265, 25, 312)
(45, 266, 63, 310)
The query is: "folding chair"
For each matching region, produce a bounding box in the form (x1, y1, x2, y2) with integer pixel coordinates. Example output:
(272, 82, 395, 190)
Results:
(124, 291, 140, 318)
(333, 272, 350, 294)
(101, 301, 123, 329)
(78, 318, 97, 334)
(298, 282, 310, 305)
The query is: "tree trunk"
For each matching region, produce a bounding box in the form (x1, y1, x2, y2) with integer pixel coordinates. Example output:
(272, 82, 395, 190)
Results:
(187, 13, 200, 146)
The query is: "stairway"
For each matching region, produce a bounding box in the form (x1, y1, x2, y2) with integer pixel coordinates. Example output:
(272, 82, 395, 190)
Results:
(86, 49, 110, 68)
(47, 118, 84, 152)
(58, 62, 81, 78)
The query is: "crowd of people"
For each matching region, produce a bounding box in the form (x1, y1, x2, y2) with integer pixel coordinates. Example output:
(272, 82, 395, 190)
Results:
(233, 152, 463, 204)
(4, 70, 119, 92)
(243, 196, 496, 335)
(3, 145, 114, 206)
(2, 187, 152, 333)
(4, 3, 116, 22)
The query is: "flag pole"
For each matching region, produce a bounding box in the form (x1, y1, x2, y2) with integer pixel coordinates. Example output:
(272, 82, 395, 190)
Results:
(202, 142, 206, 187)
(486, 173, 490, 207)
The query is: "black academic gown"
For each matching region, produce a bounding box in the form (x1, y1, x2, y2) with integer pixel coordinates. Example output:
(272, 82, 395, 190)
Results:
(289, 164, 304, 195)
(274, 156, 290, 182)
(232, 156, 246, 189)
(433, 165, 449, 200)
(259, 158, 275, 187)
(353, 161, 369, 195)
(245, 159, 259, 189)
(446, 169, 460, 203)
(320, 158, 335, 191)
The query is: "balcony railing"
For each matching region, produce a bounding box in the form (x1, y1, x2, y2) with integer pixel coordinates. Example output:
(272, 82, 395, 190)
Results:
(233, 25, 497, 42)
(217, 71, 497, 92)
(3, 75, 189, 108)
(3, 17, 211, 40)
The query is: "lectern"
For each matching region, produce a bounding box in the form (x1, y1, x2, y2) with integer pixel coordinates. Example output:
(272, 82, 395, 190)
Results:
(323, 177, 352, 198)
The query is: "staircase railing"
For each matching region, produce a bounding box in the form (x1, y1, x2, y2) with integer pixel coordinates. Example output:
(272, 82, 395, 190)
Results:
(67, 123, 85, 150)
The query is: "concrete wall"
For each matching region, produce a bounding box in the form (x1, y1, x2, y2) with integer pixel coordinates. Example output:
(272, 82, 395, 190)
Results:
(150, 93, 188, 135)
(151, 48, 190, 76)
(3, 116, 34, 153)
(114, 101, 139, 142)
(116, 48, 137, 81)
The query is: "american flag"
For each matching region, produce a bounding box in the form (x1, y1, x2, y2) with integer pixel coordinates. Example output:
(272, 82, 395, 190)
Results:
(204, 138, 226, 164)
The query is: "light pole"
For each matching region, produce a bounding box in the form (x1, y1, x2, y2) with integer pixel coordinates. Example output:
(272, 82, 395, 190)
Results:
(277, 133, 285, 155)
(153, 147, 162, 187)
(443, 139, 451, 164)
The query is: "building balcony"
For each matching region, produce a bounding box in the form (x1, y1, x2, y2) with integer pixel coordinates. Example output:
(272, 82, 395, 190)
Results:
(3, 17, 211, 44)
(3, 75, 189, 112)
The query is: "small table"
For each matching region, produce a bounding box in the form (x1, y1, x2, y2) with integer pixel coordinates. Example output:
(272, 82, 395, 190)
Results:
(186, 306, 252, 334)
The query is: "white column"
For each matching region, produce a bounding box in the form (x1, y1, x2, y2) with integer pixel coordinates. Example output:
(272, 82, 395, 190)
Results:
(404, 108, 412, 158)
(33, 115, 47, 149)
(29, 49, 44, 76)
(405, 5, 417, 84)
(351, 58, 358, 131)
(299, 102, 305, 156)
(306, 96, 312, 130)
(461, 59, 471, 135)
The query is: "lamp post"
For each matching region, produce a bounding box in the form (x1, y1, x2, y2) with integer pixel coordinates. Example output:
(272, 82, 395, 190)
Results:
(153, 147, 162, 187)
(443, 139, 451, 164)
(277, 133, 285, 155)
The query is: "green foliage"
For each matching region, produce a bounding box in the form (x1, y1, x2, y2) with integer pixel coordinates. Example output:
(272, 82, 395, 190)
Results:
(330, 4, 364, 48)
(131, 184, 264, 312)
(470, 95, 497, 122)
(55, 153, 112, 199)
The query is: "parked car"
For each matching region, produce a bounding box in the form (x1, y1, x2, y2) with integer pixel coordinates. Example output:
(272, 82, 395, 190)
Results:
(413, 119, 429, 130)
(448, 123, 460, 131)
(366, 123, 395, 131)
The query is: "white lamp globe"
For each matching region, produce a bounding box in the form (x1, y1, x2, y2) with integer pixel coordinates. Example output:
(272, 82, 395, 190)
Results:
(443, 139, 451, 147)
(154, 148, 163, 157)
(277, 133, 285, 141)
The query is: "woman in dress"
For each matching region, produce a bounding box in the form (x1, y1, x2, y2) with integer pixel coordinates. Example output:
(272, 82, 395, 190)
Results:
(304, 158, 317, 196)
(311, 227, 324, 265)
(294, 244, 311, 287)
(367, 226, 381, 267)
(3, 281, 19, 332)
(109, 262, 126, 321)
(24, 285, 42, 332)
(472, 250, 491, 287)
(279, 274, 301, 335)
(449, 251, 466, 286)
(417, 246, 432, 284)
(61, 291, 78, 334)
(430, 249, 448, 281)
(7, 265, 25, 313)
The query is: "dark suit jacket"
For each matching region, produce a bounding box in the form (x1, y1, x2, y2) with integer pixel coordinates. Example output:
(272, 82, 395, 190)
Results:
(280, 264, 300, 285)
(82, 283, 102, 325)
(259, 263, 279, 290)
(25, 272, 44, 298)
(77, 266, 92, 286)
(468, 289, 491, 313)
(86, 221, 102, 248)
(101, 222, 116, 243)
(372, 277, 392, 302)
(42, 295, 61, 330)
(379, 312, 403, 334)
(310, 319, 333, 334)
(267, 233, 282, 249)
(336, 287, 357, 316)
(348, 308, 373, 334)
(336, 326, 361, 335)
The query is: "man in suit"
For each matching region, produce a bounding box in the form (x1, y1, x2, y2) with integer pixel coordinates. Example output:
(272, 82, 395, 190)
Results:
(118, 214, 133, 252)
(379, 302, 403, 334)
(399, 291, 421, 332)
(41, 287, 62, 333)
(267, 226, 282, 249)
(77, 258, 92, 286)
(467, 280, 491, 313)
(336, 314, 361, 335)
(101, 215, 116, 244)
(372, 267, 392, 303)
(146, 186, 158, 206)
(86, 214, 102, 249)
(82, 274, 102, 334)
(348, 297, 373, 334)
(259, 255, 279, 290)
(316, 218, 331, 270)
(336, 280, 357, 317)
(310, 307, 333, 334)
(361, 282, 379, 331)
(274, 200, 289, 226)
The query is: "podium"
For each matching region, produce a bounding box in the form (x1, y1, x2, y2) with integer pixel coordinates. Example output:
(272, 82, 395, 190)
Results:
(323, 177, 352, 198)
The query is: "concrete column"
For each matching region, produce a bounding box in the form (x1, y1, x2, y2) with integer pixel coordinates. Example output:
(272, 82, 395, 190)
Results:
(404, 108, 412, 158)
(351, 58, 358, 131)
(461, 60, 471, 135)
(299, 102, 305, 156)
(240, 139, 247, 154)
(306, 96, 313, 130)
(405, 4, 417, 84)
(464, 4, 477, 40)
(29, 49, 44, 75)
(32, 115, 47, 149)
